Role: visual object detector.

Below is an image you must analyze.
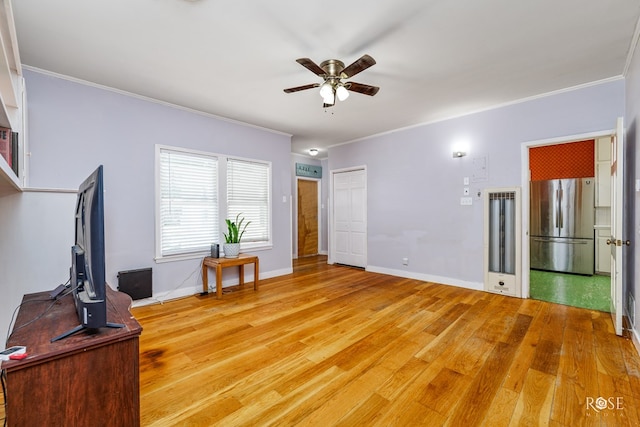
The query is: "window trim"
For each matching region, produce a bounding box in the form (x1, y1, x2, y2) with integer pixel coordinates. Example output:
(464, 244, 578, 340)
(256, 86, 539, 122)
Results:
(155, 145, 273, 263)
(155, 144, 220, 262)
(226, 156, 273, 250)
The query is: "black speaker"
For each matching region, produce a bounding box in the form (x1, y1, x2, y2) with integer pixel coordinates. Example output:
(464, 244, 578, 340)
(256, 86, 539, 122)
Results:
(117, 268, 152, 300)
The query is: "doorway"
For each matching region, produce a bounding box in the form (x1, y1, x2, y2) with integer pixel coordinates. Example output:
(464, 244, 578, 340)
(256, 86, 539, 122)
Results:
(297, 178, 320, 257)
(524, 134, 612, 311)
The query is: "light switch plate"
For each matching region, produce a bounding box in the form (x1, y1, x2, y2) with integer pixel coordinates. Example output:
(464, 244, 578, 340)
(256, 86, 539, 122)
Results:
(460, 197, 473, 205)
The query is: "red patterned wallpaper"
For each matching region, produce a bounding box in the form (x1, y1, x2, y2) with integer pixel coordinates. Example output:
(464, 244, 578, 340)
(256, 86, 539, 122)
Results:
(529, 139, 594, 181)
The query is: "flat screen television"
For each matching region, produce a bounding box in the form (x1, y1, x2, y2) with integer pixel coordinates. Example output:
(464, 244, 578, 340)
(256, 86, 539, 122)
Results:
(51, 165, 122, 342)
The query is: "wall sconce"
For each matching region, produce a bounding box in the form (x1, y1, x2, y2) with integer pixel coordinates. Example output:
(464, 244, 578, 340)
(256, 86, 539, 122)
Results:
(309, 148, 319, 156)
(453, 151, 467, 158)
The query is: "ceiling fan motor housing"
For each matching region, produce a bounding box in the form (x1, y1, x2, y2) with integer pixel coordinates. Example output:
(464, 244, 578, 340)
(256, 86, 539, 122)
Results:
(320, 59, 345, 78)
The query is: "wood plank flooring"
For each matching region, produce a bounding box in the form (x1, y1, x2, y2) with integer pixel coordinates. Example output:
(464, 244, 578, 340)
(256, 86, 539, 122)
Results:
(8, 256, 615, 425)
(131, 256, 640, 426)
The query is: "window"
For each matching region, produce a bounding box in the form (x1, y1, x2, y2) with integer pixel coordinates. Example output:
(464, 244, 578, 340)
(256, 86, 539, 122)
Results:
(227, 158, 271, 246)
(156, 146, 272, 261)
(157, 147, 218, 258)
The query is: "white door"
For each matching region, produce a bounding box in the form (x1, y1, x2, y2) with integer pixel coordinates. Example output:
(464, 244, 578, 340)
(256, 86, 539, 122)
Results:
(608, 117, 624, 336)
(332, 169, 367, 267)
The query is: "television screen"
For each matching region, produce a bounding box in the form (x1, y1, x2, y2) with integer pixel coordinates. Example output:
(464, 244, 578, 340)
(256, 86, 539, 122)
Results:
(51, 165, 123, 342)
(75, 165, 106, 301)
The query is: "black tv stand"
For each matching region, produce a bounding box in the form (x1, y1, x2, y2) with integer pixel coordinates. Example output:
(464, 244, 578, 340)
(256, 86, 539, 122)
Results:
(50, 322, 125, 342)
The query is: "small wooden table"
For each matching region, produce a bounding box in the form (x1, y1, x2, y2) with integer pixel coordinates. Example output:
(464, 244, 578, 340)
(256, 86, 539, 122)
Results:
(202, 253, 259, 299)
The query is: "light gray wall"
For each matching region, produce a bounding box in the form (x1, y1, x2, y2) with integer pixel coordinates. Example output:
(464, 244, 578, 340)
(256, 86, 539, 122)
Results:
(0, 191, 76, 343)
(625, 41, 640, 338)
(0, 69, 293, 341)
(329, 80, 625, 288)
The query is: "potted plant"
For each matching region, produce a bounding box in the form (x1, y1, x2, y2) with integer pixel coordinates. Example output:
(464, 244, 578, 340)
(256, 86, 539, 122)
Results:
(223, 213, 250, 258)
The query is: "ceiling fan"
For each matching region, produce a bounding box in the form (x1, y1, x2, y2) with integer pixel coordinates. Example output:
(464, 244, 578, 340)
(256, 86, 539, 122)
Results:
(283, 54, 380, 108)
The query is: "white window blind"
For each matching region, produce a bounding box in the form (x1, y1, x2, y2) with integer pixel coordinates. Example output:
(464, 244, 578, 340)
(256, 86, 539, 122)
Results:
(227, 158, 270, 244)
(159, 148, 218, 257)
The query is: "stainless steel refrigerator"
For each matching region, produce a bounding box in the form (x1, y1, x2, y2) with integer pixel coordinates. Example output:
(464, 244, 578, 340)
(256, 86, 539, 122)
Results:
(530, 178, 595, 275)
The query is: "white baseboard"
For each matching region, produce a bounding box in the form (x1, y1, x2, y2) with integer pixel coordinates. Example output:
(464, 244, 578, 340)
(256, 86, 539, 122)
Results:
(365, 265, 483, 291)
(131, 266, 293, 307)
(631, 326, 640, 356)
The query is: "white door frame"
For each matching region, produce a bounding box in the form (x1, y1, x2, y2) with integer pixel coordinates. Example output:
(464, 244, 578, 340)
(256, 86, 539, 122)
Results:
(329, 165, 367, 266)
(520, 128, 615, 299)
(294, 177, 322, 258)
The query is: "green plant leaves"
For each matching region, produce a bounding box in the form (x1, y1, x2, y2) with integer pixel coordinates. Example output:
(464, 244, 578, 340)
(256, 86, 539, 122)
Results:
(223, 213, 251, 243)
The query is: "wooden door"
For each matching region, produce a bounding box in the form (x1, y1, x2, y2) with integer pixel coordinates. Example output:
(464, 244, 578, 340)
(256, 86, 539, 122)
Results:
(332, 169, 367, 268)
(298, 179, 318, 257)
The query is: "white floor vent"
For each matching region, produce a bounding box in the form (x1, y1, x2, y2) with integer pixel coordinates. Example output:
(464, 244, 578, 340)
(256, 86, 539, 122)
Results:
(484, 188, 522, 297)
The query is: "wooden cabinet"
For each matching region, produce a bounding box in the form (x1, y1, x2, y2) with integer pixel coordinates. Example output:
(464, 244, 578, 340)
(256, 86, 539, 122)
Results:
(3, 287, 142, 426)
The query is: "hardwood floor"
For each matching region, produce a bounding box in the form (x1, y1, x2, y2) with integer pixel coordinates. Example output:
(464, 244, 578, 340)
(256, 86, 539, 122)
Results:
(131, 256, 640, 426)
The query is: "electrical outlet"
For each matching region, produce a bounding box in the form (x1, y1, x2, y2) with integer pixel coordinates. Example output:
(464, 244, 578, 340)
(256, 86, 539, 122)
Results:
(402, 257, 409, 266)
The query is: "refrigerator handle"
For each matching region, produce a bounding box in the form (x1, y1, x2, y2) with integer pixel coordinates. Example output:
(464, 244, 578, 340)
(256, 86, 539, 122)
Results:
(558, 188, 563, 229)
(554, 189, 559, 229)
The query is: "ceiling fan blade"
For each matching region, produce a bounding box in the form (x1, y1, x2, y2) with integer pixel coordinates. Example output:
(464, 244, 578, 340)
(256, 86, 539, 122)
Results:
(346, 82, 380, 96)
(283, 83, 319, 93)
(296, 58, 326, 76)
(341, 54, 376, 78)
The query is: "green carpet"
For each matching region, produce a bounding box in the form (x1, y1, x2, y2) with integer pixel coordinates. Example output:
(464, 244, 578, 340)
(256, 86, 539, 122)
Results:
(529, 270, 611, 312)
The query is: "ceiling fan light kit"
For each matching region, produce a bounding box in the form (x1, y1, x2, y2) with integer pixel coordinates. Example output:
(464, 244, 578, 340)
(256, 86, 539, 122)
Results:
(336, 84, 349, 101)
(284, 54, 379, 107)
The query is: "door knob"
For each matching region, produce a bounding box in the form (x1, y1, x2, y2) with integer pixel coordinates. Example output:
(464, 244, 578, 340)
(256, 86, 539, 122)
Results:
(607, 239, 632, 246)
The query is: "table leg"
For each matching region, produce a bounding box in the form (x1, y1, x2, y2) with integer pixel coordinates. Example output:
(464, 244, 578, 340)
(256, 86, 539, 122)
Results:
(202, 261, 208, 294)
(239, 264, 245, 288)
(254, 259, 259, 291)
(216, 265, 223, 299)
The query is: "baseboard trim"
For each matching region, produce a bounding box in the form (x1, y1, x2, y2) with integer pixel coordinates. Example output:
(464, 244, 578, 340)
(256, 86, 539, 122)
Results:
(630, 324, 640, 356)
(131, 266, 293, 307)
(365, 265, 483, 291)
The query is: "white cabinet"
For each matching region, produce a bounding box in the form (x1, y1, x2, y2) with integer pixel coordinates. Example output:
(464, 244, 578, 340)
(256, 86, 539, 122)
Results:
(595, 161, 611, 207)
(0, 0, 24, 197)
(594, 137, 611, 274)
(595, 228, 611, 274)
(595, 137, 611, 207)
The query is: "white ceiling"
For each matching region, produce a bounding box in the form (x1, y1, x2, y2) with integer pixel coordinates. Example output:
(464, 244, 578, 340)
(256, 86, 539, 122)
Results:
(11, 0, 640, 157)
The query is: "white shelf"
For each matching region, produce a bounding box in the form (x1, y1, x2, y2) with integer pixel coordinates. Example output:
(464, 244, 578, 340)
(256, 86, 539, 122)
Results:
(0, 152, 19, 196)
(0, 0, 23, 196)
